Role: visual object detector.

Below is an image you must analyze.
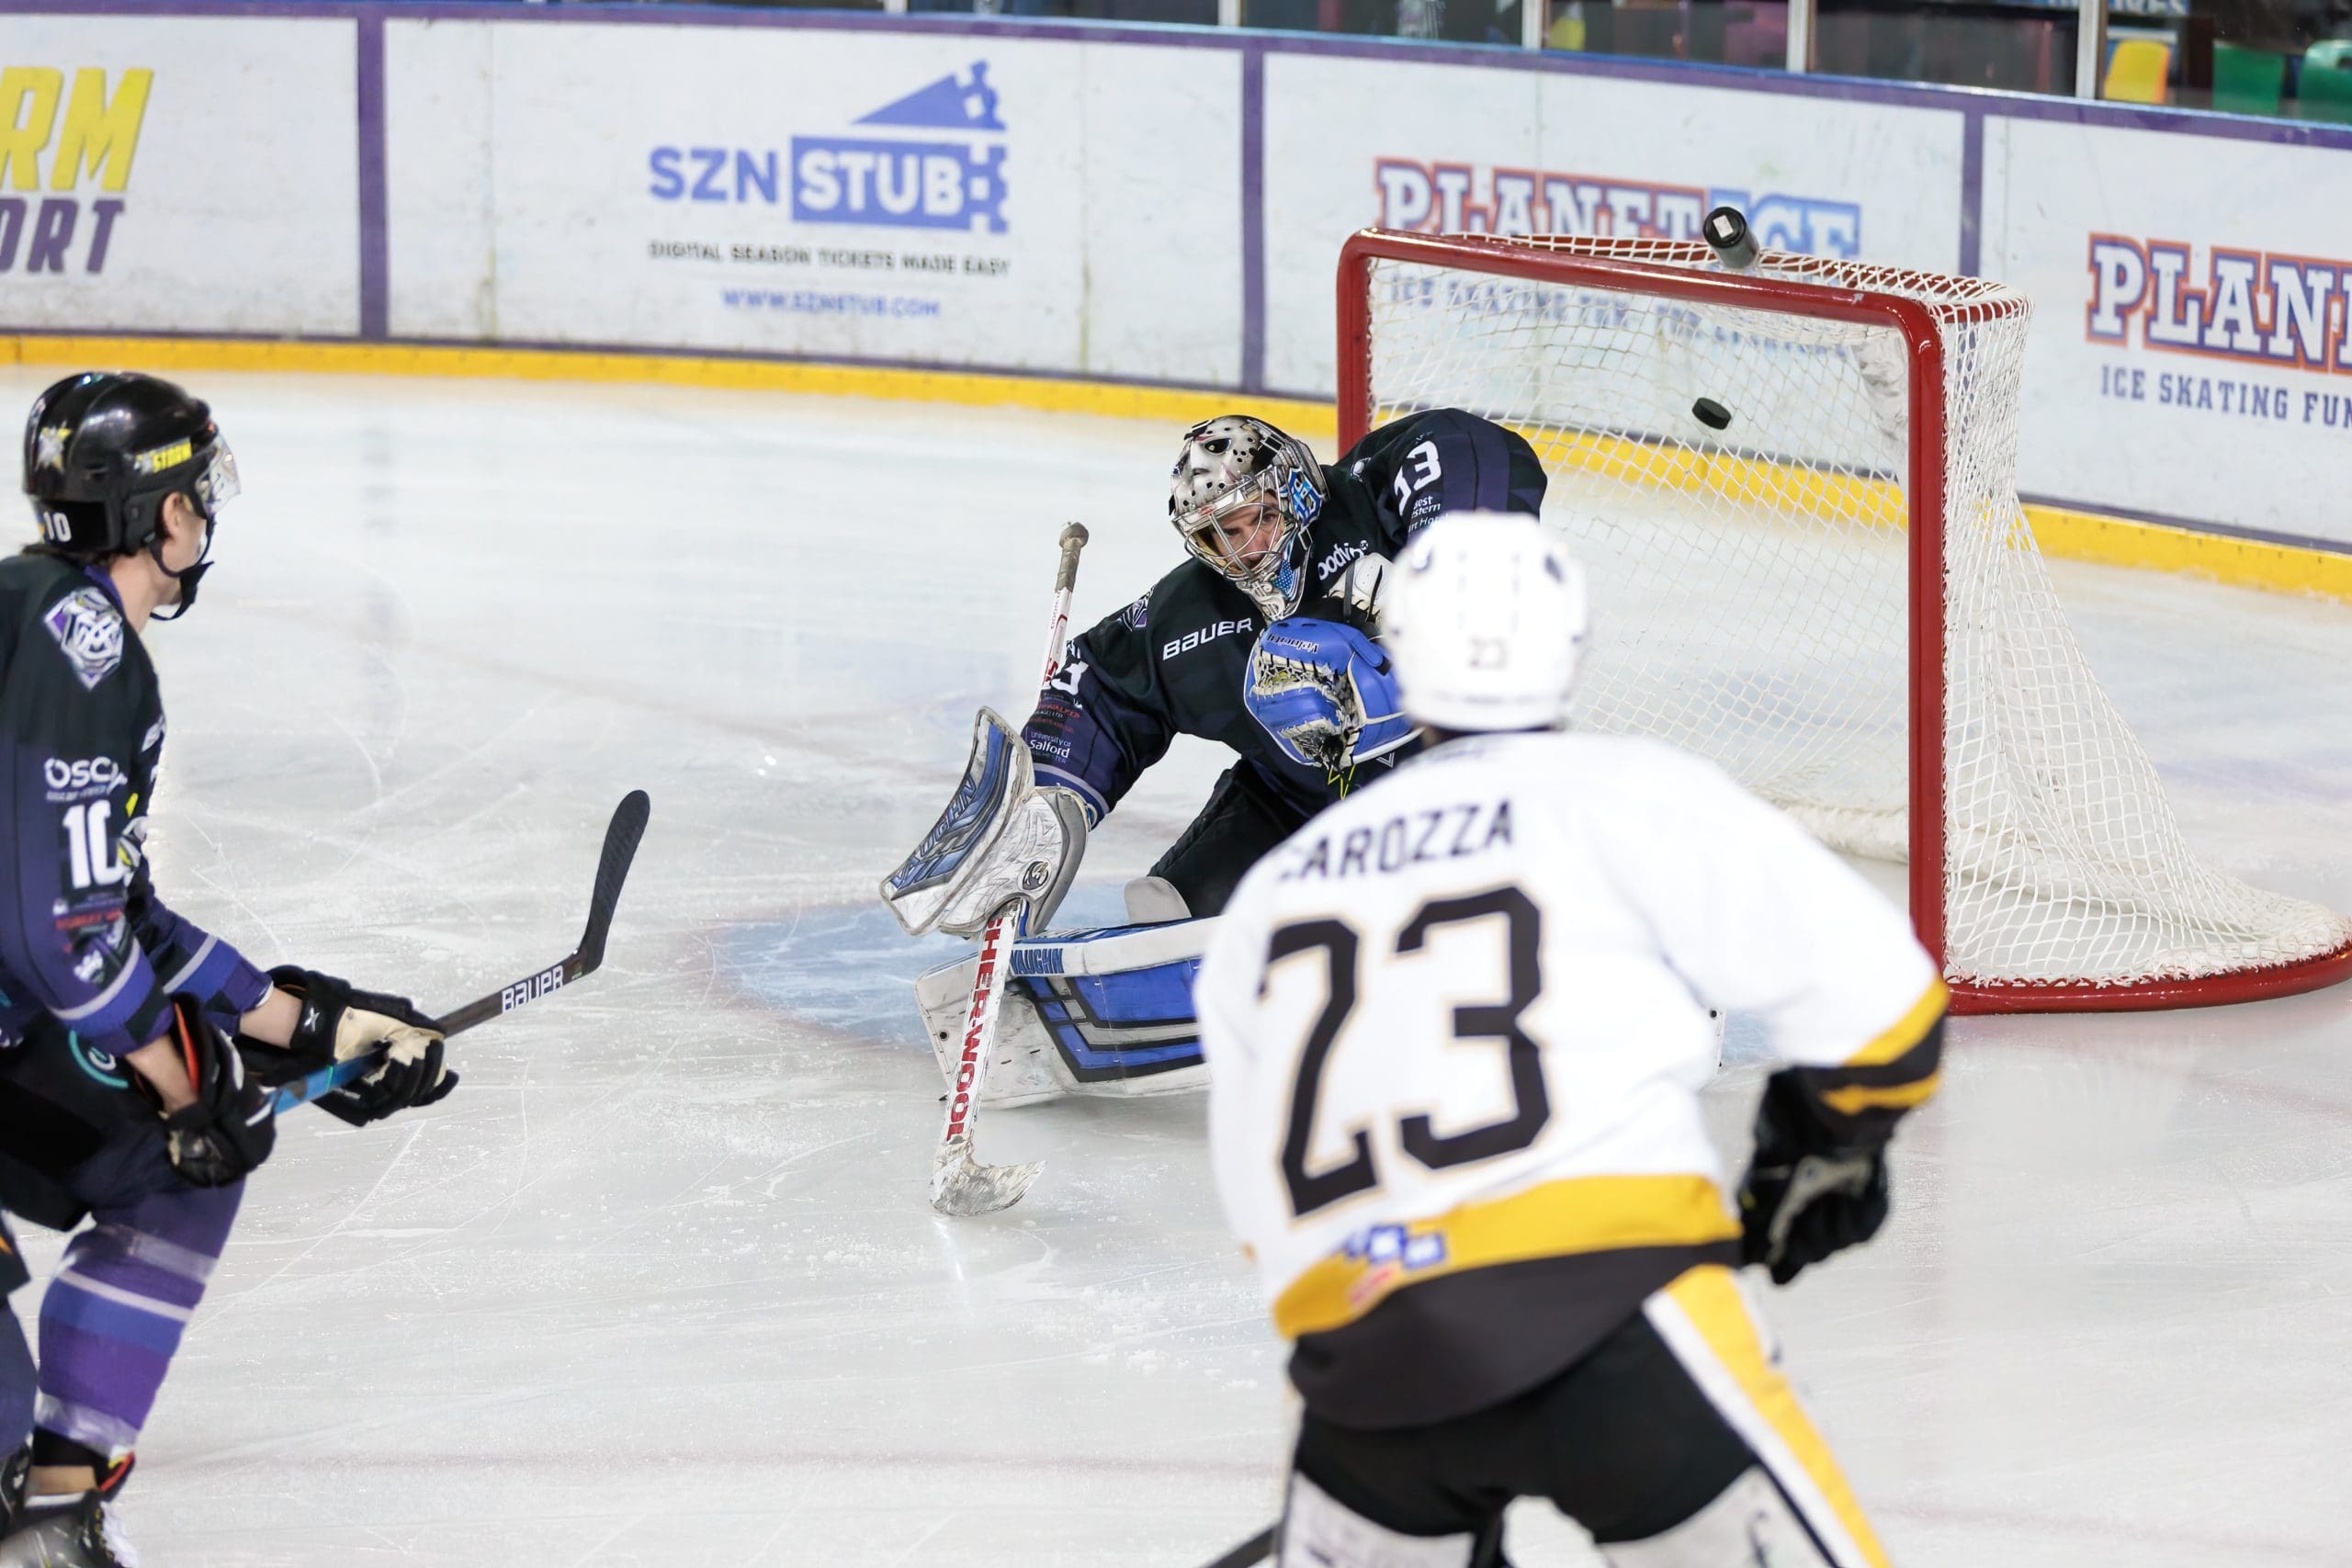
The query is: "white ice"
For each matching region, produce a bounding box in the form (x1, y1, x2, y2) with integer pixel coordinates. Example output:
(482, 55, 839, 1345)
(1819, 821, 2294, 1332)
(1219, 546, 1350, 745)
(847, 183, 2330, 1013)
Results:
(3, 367, 2347, 1567)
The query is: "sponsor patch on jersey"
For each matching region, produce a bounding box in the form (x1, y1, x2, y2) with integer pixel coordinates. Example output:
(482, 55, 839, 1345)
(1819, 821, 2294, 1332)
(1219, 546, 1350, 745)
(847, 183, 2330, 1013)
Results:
(43, 755, 128, 796)
(1317, 540, 1366, 581)
(43, 587, 125, 691)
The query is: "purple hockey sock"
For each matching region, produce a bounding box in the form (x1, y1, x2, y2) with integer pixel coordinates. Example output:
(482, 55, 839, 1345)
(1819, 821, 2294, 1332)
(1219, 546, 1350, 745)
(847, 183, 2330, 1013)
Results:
(36, 1174, 241, 1456)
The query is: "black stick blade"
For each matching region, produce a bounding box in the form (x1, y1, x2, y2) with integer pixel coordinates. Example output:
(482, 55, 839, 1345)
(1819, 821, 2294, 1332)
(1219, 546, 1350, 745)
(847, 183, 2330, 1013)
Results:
(578, 790, 650, 974)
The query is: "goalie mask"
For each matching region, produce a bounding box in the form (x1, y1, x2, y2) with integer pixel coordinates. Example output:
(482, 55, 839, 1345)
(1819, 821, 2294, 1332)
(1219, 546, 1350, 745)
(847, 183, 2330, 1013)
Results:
(1168, 416, 1326, 619)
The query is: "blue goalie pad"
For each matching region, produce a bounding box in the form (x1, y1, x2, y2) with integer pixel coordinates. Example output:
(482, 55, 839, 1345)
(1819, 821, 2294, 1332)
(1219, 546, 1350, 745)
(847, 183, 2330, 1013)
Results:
(915, 916, 1212, 1105)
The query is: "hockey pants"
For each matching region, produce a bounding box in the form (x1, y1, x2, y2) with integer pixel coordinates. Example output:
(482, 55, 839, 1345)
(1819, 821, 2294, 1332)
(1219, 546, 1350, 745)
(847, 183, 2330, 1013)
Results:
(1288, 1265, 1890, 1567)
(0, 1133, 242, 1460)
(1148, 762, 1312, 918)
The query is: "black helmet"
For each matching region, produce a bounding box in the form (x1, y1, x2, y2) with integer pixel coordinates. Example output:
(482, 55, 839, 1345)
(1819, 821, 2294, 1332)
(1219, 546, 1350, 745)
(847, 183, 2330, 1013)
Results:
(24, 372, 238, 558)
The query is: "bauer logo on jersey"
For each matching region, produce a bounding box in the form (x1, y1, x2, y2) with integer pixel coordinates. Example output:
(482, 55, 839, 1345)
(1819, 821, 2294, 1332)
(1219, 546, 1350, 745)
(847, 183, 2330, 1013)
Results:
(42, 589, 125, 691)
(789, 63, 1008, 234)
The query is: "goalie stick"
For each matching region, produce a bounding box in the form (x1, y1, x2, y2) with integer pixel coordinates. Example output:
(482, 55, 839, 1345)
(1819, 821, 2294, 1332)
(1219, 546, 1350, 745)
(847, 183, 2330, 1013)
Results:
(931, 522, 1090, 1217)
(260, 789, 652, 1114)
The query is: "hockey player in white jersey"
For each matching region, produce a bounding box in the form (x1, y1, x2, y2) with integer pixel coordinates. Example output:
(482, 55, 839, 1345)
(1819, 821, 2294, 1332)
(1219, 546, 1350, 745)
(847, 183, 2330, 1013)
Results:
(1195, 513, 1945, 1567)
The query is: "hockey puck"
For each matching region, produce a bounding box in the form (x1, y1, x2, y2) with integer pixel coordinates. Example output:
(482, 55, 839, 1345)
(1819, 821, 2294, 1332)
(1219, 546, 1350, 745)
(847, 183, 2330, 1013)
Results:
(1691, 398, 1733, 431)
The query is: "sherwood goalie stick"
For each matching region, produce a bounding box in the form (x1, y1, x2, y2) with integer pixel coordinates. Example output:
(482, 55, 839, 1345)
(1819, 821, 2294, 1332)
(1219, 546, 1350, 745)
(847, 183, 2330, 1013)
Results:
(261, 789, 653, 1114)
(930, 522, 1090, 1217)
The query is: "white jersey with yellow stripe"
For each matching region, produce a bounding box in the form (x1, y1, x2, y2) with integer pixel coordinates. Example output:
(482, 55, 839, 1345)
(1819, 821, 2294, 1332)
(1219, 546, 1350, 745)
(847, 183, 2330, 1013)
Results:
(1196, 728, 1942, 1427)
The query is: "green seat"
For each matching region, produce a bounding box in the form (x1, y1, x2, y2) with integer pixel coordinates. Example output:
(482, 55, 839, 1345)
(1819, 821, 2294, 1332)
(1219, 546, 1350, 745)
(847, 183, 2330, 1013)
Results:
(2301, 40, 2352, 122)
(2212, 41, 2285, 116)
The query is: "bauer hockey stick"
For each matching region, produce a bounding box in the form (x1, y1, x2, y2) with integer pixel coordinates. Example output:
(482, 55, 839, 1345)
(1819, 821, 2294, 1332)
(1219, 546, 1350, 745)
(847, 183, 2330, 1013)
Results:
(931, 522, 1089, 1217)
(261, 789, 653, 1114)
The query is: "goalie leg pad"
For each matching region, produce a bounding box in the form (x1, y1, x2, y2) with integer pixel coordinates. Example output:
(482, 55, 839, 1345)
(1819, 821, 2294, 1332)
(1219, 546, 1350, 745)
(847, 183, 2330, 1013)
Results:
(913, 919, 1214, 1106)
(1277, 1472, 1482, 1568)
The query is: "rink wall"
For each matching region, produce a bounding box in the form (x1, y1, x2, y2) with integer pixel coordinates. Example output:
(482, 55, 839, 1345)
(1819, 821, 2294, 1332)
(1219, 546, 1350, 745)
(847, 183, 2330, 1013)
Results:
(4, 1, 2352, 592)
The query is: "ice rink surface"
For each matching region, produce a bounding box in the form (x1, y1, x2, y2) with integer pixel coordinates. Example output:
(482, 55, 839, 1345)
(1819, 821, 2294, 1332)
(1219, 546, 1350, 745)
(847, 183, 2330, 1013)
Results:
(4, 367, 2348, 1567)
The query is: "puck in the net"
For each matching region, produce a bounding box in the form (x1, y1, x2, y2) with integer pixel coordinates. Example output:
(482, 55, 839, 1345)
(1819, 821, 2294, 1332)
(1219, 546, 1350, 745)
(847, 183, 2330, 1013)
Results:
(1691, 398, 1733, 431)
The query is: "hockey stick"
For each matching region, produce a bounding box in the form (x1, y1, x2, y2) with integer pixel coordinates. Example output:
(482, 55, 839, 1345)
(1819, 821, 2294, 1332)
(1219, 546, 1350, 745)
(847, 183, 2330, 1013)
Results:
(261, 789, 653, 1114)
(931, 521, 1089, 1217)
(1196, 1526, 1274, 1568)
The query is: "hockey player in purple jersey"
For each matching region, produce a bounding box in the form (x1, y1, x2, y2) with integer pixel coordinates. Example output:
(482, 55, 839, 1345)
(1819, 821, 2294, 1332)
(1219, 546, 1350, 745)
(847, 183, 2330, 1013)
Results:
(0, 374, 455, 1565)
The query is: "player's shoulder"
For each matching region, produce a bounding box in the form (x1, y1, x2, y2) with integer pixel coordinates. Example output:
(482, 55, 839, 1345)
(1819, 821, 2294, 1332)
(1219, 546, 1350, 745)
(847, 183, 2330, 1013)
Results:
(0, 552, 142, 696)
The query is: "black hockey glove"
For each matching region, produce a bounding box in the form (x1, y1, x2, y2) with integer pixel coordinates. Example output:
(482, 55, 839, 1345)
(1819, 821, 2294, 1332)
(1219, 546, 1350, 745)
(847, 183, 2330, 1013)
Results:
(1736, 1068, 1889, 1286)
(270, 965, 457, 1127)
(160, 997, 277, 1188)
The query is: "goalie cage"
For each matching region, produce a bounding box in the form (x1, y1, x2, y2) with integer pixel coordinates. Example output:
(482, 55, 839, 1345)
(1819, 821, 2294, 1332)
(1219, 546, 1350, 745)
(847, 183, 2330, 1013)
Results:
(1339, 228, 2352, 1013)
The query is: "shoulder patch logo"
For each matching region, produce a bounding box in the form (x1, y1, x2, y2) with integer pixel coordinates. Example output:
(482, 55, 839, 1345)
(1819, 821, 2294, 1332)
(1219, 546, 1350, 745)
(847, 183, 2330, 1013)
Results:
(1121, 591, 1149, 631)
(43, 587, 125, 691)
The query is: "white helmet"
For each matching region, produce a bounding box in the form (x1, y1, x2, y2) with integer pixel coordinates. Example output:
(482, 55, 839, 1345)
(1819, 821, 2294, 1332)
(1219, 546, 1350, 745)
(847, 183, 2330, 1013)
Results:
(1169, 416, 1326, 618)
(1384, 512, 1589, 733)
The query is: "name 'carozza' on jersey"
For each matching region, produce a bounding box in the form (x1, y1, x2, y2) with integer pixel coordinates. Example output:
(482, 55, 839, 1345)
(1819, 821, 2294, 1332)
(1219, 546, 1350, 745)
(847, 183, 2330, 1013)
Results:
(1022, 409, 1546, 827)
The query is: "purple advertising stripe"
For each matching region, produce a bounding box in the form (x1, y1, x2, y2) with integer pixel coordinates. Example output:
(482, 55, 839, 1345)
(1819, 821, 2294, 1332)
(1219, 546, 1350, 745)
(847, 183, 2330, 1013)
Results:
(356, 9, 389, 340)
(1959, 107, 1984, 278)
(1240, 41, 1266, 395)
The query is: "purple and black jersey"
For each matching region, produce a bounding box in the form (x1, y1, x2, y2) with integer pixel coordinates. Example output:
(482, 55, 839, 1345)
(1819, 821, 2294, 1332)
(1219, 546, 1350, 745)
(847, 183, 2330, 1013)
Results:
(1023, 409, 1546, 825)
(0, 554, 268, 1132)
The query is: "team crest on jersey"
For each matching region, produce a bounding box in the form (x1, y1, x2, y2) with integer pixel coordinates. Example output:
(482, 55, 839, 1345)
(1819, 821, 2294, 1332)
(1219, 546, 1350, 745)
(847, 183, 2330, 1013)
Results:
(43, 588, 125, 691)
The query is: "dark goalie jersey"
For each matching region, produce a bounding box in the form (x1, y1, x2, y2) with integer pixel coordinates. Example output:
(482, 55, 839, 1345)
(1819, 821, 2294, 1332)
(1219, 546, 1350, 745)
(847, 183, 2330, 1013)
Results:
(0, 553, 270, 1179)
(1023, 410, 1547, 826)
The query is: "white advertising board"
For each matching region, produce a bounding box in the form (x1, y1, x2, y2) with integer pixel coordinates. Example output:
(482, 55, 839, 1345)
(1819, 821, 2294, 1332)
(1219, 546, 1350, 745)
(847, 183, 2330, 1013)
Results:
(385, 21, 1241, 385)
(1260, 55, 1968, 397)
(0, 15, 359, 334)
(1984, 116, 2352, 547)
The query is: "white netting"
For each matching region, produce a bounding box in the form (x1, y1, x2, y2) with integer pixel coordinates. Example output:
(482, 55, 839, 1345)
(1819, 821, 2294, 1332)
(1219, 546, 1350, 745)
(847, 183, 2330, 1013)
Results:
(1360, 235, 2350, 994)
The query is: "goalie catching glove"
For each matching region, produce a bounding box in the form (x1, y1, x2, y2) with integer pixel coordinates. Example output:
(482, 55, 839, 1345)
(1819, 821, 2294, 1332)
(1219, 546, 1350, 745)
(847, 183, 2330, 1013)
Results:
(267, 965, 457, 1126)
(1243, 616, 1417, 775)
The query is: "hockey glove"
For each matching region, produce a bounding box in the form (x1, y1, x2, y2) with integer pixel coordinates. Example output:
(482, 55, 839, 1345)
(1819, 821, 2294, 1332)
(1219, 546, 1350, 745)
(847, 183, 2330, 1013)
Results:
(1736, 1068, 1889, 1286)
(161, 997, 277, 1188)
(1244, 616, 1416, 774)
(271, 965, 456, 1126)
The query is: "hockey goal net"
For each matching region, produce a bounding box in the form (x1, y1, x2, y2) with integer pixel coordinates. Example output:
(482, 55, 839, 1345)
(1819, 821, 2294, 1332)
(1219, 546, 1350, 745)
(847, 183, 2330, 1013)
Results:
(1340, 228, 2352, 1012)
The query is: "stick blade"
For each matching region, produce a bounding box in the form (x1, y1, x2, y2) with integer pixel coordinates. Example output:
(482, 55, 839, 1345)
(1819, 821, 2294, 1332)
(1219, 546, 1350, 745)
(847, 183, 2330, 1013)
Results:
(579, 789, 652, 972)
(929, 1141, 1043, 1216)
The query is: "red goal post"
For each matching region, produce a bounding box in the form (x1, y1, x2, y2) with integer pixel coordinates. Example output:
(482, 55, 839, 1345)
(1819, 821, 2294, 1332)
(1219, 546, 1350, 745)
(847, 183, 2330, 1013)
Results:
(1335, 227, 2352, 1013)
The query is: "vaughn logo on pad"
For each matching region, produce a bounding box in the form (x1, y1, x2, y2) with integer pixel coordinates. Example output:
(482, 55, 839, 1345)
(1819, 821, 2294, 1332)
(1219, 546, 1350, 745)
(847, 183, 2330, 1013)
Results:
(793, 63, 1008, 234)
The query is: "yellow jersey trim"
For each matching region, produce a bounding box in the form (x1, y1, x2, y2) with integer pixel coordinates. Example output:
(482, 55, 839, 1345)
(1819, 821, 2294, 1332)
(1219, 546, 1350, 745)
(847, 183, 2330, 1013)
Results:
(1272, 1173, 1739, 1340)
(1842, 978, 1948, 1068)
(1821, 1073, 1942, 1115)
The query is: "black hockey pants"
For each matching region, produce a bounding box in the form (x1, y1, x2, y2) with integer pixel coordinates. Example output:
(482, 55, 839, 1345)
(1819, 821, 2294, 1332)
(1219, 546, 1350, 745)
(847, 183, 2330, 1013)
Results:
(1148, 762, 1312, 918)
(1290, 1273, 1854, 1562)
